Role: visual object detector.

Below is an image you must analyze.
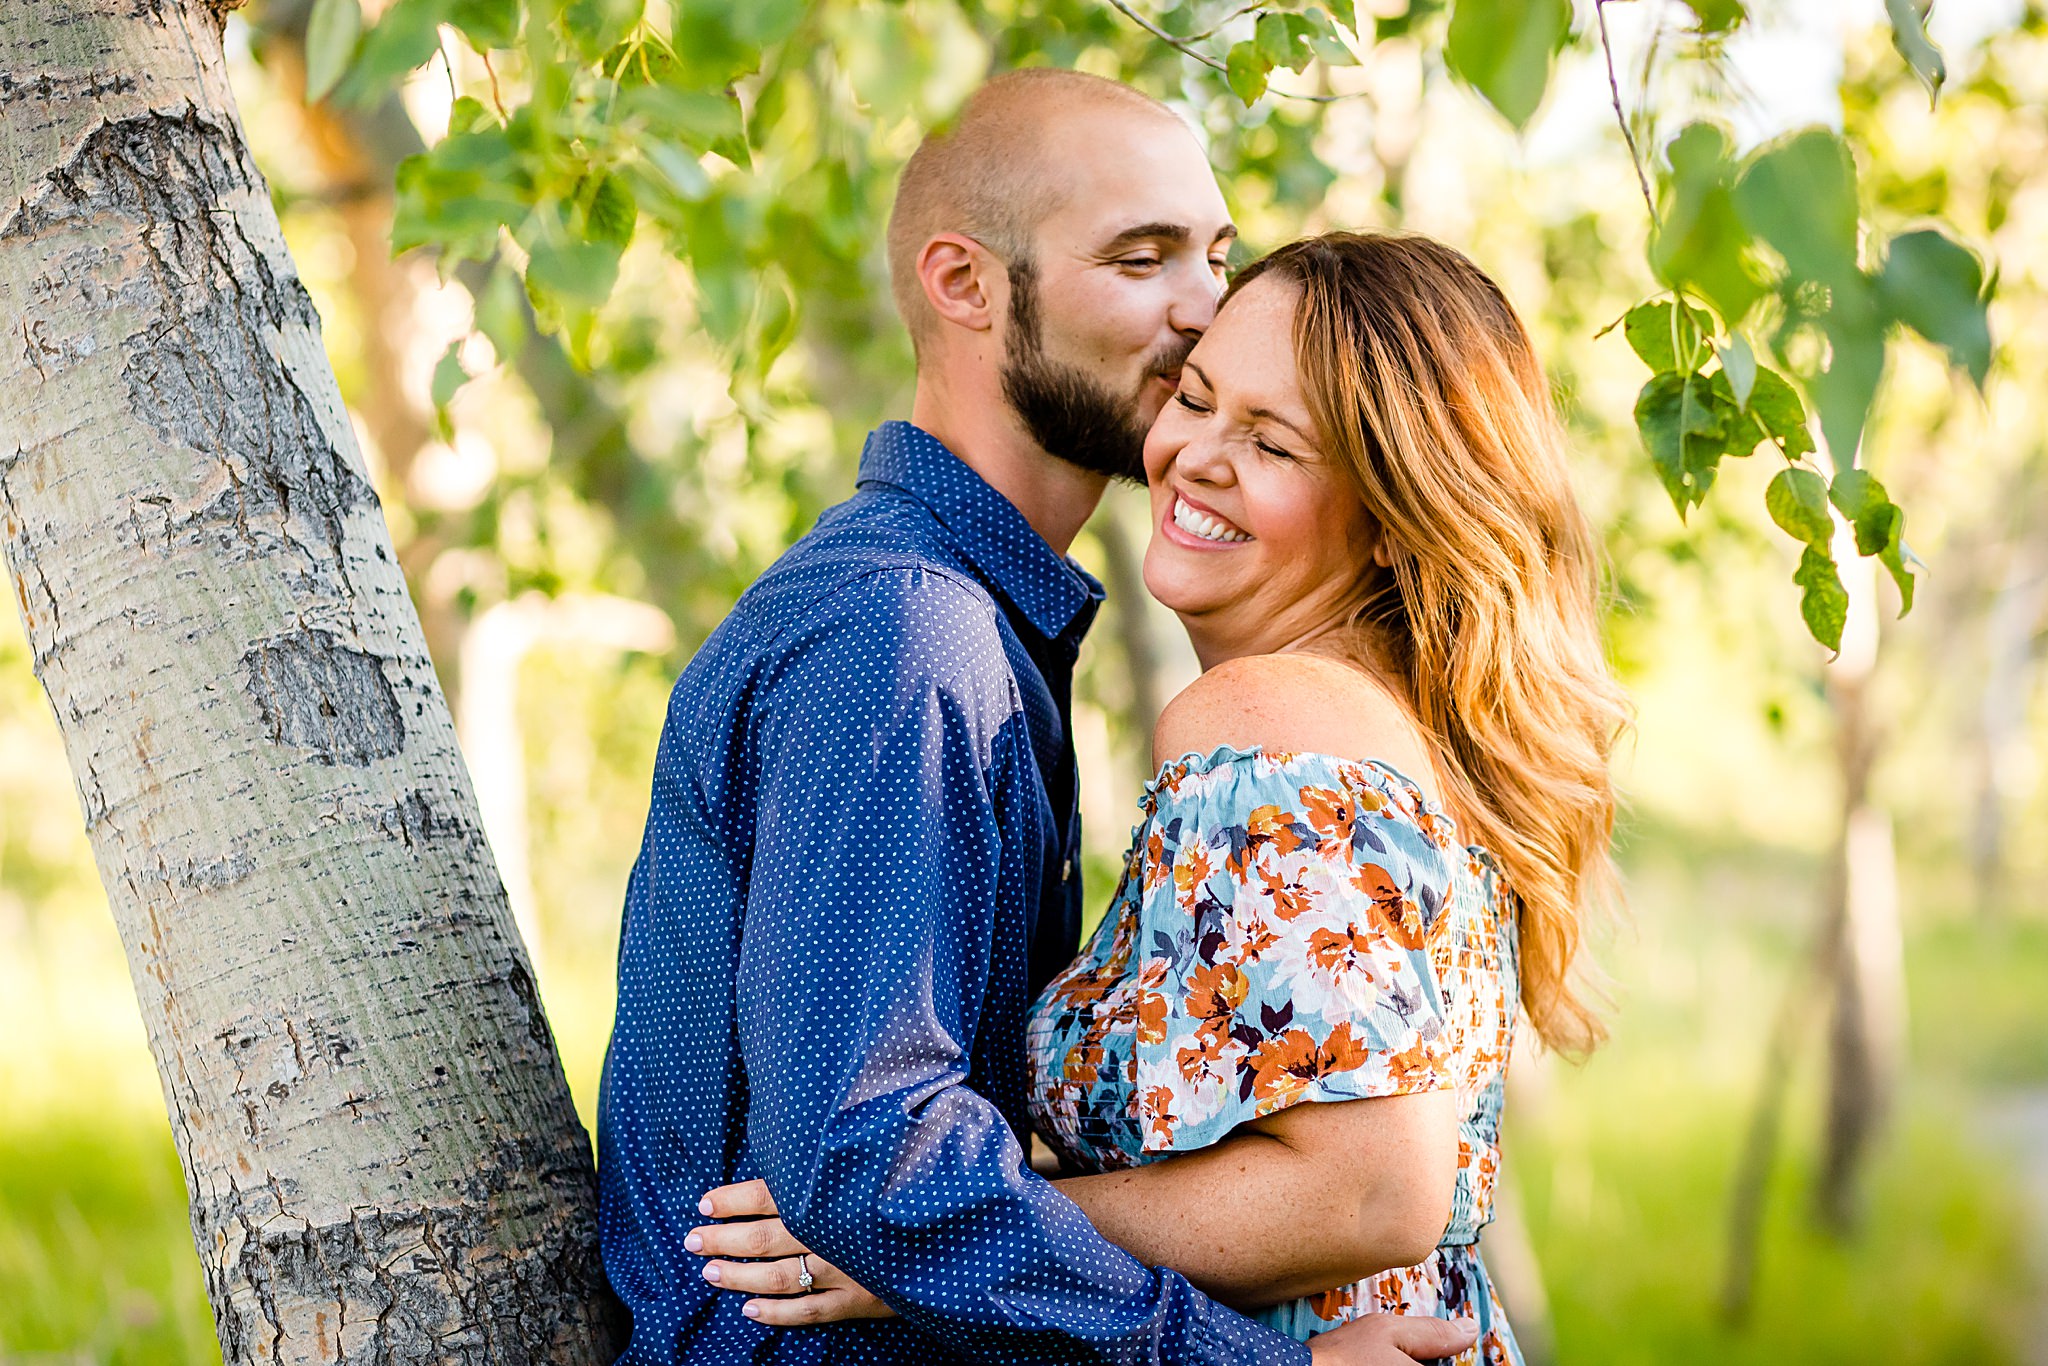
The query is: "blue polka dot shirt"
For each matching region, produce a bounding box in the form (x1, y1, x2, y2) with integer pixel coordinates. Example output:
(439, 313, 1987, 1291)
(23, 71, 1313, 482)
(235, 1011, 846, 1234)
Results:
(596, 422, 1308, 1365)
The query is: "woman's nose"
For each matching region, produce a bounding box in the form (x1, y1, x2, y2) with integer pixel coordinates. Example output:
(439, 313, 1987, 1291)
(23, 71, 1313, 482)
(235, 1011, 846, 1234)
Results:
(1172, 431, 1235, 486)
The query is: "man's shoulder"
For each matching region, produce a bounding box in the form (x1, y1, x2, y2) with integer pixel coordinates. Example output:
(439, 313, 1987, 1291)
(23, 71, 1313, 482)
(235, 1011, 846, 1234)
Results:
(702, 489, 1011, 683)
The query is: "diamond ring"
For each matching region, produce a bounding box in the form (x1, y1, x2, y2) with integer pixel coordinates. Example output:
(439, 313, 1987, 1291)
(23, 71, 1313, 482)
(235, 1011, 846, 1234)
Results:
(796, 1253, 816, 1293)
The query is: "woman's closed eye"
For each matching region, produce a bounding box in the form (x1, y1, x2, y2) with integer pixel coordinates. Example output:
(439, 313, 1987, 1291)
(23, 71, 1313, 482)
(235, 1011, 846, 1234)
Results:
(1254, 438, 1297, 462)
(1173, 391, 1212, 415)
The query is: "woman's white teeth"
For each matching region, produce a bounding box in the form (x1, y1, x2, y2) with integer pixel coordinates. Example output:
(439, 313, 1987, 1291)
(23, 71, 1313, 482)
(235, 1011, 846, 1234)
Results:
(1173, 498, 1251, 543)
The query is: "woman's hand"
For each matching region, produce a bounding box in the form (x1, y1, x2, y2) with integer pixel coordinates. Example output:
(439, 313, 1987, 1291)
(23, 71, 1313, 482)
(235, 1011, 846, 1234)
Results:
(1307, 1313, 1478, 1366)
(687, 1179, 895, 1326)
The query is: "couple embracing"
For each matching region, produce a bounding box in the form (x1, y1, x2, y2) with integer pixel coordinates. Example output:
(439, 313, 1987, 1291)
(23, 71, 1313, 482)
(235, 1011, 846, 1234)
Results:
(596, 66, 1626, 1366)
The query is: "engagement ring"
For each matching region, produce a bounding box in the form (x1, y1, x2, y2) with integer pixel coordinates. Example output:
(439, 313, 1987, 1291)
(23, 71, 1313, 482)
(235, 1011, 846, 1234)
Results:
(796, 1254, 815, 1293)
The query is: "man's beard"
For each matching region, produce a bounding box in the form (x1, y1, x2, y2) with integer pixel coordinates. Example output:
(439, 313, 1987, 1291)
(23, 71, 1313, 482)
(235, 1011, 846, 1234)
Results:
(999, 258, 1193, 484)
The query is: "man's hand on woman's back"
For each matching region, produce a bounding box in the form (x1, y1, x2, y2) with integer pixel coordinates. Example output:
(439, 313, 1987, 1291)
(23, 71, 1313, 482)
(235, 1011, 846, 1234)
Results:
(1307, 1313, 1478, 1366)
(691, 1177, 1479, 1362)
(685, 1179, 894, 1326)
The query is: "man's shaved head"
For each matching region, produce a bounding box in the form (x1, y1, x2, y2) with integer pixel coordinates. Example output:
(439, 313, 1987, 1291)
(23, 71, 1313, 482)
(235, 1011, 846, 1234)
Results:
(886, 69, 1189, 354)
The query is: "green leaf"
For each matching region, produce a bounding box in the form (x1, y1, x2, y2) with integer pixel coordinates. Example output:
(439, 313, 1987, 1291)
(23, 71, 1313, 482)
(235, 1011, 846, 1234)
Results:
(1885, 0, 1946, 105)
(668, 0, 763, 85)
(635, 138, 712, 205)
(305, 0, 363, 103)
(1226, 40, 1273, 105)
(1830, 470, 1916, 611)
(1635, 371, 1734, 515)
(582, 173, 638, 250)
(1256, 13, 1319, 73)
(391, 129, 527, 259)
(1621, 299, 1715, 374)
(1651, 123, 1763, 325)
(1877, 228, 1992, 387)
(445, 0, 520, 51)
(1733, 129, 1861, 286)
(620, 84, 746, 152)
(562, 0, 644, 60)
(446, 94, 493, 136)
(473, 264, 528, 365)
(525, 238, 623, 310)
(1719, 333, 1756, 408)
(337, 0, 445, 104)
(1813, 274, 1887, 462)
(1793, 544, 1849, 651)
(1322, 0, 1358, 32)
(1766, 467, 1833, 545)
(1680, 0, 1745, 32)
(1745, 366, 1815, 459)
(431, 340, 469, 412)
(1445, 0, 1571, 129)
(733, 0, 805, 46)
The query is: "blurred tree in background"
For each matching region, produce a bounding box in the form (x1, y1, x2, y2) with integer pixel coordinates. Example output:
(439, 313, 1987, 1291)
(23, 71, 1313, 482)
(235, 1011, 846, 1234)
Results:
(3, 0, 2046, 1362)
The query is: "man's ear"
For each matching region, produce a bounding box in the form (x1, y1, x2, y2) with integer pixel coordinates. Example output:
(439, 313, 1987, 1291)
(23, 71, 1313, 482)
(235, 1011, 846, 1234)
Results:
(917, 233, 1002, 335)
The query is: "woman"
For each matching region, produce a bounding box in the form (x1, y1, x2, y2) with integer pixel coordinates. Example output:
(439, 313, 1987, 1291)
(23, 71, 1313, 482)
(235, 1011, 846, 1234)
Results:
(694, 233, 1625, 1365)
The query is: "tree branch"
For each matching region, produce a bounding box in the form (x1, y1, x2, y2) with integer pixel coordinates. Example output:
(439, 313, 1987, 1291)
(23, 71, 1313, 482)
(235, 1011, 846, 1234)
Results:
(1596, 0, 1660, 228)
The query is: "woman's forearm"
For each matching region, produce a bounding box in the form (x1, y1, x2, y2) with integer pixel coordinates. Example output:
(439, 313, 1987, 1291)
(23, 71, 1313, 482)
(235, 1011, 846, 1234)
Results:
(1053, 1094, 1456, 1309)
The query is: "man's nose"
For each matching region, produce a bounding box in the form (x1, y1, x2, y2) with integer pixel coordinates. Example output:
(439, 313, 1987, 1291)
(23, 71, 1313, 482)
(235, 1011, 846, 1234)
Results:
(1167, 260, 1222, 340)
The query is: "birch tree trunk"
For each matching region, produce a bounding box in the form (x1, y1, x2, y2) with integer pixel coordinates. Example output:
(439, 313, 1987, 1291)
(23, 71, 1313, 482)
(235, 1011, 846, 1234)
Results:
(0, 3, 621, 1361)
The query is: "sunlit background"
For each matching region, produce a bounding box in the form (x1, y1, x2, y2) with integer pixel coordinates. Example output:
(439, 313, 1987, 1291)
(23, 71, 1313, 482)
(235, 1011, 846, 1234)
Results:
(3, 0, 2045, 1361)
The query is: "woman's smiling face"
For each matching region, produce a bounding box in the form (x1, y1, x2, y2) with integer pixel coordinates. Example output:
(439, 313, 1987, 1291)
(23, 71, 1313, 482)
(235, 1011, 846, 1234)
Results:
(1141, 274, 1384, 667)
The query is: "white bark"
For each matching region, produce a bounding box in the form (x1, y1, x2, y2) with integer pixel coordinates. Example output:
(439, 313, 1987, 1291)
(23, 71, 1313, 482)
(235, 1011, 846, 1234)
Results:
(0, 3, 619, 1361)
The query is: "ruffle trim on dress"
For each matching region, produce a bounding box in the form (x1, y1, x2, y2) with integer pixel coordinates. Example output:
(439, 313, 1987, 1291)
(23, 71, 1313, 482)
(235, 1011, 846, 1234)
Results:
(1142, 741, 1430, 815)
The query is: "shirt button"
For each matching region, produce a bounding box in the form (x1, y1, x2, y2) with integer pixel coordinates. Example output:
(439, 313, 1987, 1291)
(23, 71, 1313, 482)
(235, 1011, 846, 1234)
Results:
(1062, 857, 1073, 881)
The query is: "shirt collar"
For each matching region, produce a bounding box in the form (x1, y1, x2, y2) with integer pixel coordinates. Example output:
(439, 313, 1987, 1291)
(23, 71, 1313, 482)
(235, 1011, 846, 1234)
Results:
(857, 421, 1104, 647)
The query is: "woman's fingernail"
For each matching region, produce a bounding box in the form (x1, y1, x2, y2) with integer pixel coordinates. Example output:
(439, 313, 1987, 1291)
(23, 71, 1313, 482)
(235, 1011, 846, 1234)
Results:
(684, 1233, 703, 1253)
(698, 1197, 714, 1216)
(742, 1302, 761, 1319)
(702, 1264, 721, 1284)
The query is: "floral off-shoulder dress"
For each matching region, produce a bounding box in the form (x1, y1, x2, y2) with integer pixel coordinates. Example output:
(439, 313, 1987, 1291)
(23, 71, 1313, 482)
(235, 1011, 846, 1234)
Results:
(1025, 746, 1524, 1365)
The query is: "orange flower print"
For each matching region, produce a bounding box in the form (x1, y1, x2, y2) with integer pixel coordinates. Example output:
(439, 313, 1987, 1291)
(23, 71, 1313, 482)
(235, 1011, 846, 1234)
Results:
(1176, 1040, 1230, 1087)
(1236, 915, 1281, 961)
(1134, 958, 1171, 1044)
(1248, 1022, 1372, 1105)
(1136, 989, 1168, 1045)
(1380, 1034, 1446, 1092)
(1257, 863, 1315, 921)
(1351, 862, 1431, 950)
(1308, 1285, 1358, 1321)
(1185, 961, 1249, 1045)
(1300, 784, 1355, 850)
(1307, 924, 1378, 977)
(1174, 843, 1215, 907)
(1142, 1085, 1178, 1147)
(1246, 803, 1309, 857)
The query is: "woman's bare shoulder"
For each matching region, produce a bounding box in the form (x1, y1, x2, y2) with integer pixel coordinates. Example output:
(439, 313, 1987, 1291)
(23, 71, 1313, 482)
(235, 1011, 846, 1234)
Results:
(1150, 653, 1435, 782)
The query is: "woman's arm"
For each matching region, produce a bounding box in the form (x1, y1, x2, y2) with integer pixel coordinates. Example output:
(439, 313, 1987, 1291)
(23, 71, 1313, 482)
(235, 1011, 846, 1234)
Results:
(1056, 1089, 1460, 1309)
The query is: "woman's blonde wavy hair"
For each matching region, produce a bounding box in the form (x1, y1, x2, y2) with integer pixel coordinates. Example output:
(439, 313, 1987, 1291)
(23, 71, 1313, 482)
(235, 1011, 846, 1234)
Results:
(1225, 232, 1629, 1056)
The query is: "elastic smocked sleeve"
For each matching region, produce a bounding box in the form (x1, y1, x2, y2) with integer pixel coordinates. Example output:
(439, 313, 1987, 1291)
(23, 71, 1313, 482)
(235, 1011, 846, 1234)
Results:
(735, 571, 1307, 1366)
(1130, 747, 1461, 1155)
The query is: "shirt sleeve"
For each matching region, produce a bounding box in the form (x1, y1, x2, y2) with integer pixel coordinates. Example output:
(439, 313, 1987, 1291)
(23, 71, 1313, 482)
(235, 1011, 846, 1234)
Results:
(734, 569, 1307, 1366)
(1131, 748, 1460, 1155)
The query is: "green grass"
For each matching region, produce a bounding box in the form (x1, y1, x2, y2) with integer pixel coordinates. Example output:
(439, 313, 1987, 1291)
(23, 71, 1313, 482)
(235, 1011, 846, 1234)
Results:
(1522, 1066, 2031, 1364)
(0, 1120, 216, 1364)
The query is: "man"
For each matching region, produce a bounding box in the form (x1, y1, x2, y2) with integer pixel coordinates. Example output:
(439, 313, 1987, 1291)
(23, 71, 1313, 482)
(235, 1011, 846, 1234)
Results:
(596, 68, 1475, 1365)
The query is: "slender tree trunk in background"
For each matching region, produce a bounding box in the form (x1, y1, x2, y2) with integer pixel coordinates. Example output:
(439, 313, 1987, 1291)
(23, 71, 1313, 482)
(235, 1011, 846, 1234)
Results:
(0, 3, 620, 1361)
(1095, 493, 1165, 739)
(1969, 539, 2048, 917)
(1815, 542, 1906, 1235)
